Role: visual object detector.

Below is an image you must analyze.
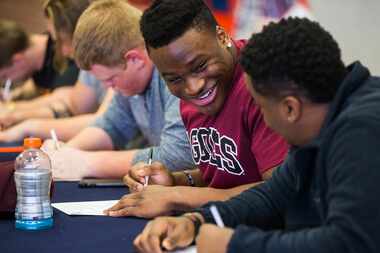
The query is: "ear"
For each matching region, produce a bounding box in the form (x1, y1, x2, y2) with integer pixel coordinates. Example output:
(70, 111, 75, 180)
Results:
(281, 96, 302, 123)
(215, 26, 232, 49)
(123, 49, 145, 70)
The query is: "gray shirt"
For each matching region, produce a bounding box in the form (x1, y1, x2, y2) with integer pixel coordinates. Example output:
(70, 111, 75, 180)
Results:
(78, 70, 107, 106)
(93, 68, 194, 171)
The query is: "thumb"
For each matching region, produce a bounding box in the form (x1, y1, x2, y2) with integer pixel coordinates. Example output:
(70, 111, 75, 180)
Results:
(149, 161, 168, 175)
(161, 220, 191, 250)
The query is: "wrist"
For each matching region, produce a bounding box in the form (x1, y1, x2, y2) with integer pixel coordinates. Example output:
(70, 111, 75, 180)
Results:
(172, 170, 196, 186)
(183, 212, 204, 243)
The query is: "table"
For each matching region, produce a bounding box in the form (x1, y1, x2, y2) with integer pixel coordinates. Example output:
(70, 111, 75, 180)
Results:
(0, 182, 148, 253)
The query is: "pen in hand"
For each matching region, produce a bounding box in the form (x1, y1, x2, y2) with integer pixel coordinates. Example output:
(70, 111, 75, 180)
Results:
(3, 79, 12, 102)
(144, 148, 153, 187)
(50, 129, 60, 150)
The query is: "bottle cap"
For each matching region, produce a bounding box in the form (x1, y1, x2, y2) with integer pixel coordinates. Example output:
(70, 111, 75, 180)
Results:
(23, 138, 42, 149)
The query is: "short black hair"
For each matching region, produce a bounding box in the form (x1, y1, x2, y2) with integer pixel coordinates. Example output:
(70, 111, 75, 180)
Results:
(0, 19, 29, 68)
(140, 0, 218, 49)
(241, 17, 347, 103)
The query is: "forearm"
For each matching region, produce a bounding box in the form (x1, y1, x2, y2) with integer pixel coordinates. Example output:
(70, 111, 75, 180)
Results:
(83, 149, 138, 178)
(169, 182, 260, 211)
(10, 107, 54, 125)
(227, 225, 371, 253)
(67, 127, 114, 150)
(14, 86, 72, 110)
(28, 114, 96, 141)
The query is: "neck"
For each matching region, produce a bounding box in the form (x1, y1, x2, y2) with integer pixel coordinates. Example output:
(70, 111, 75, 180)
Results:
(297, 103, 330, 146)
(26, 34, 48, 72)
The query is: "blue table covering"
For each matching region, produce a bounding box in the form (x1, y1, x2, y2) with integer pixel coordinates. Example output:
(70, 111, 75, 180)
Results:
(0, 182, 148, 253)
(0, 140, 23, 162)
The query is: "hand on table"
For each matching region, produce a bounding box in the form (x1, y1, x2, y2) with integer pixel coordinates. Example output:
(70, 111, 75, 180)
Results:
(196, 224, 234, 253)
(123, 161, 175, 192)
(43, 144, 90, 181)
(104, 185, 177, 218)
(0, 120, 30, 142)
(0, 109, 22, 130)
(134, 216, 195, 253)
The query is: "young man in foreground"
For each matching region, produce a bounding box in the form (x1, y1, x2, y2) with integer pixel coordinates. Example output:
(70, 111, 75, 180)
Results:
(106, 0, 288, 218)
(134, 17, 380, 253)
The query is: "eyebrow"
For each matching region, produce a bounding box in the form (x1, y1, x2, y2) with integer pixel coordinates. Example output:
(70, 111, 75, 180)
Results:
(161, 54, 207, 77)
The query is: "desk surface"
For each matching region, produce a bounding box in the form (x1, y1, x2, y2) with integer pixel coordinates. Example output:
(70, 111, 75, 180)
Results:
(0, 182, 148, 253)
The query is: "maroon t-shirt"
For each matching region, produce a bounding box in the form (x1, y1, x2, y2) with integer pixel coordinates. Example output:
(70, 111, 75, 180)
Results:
(180, 40, 289, 188)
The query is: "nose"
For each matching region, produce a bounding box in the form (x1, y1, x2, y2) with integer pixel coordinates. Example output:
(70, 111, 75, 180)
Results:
(185, 76, 205, 97)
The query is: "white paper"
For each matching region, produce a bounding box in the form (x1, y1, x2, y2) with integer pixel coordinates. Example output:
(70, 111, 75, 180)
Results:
(168, 246, 197, 253)
(52, 200, 118, 216)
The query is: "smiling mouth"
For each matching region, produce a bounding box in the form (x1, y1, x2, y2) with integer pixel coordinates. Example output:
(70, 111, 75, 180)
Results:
(189, 85, 218, 107)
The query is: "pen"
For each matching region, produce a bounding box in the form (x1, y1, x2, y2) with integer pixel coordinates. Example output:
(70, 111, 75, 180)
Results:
(3, 79, 12, 102)
(78, 179, 125, 188)
(50, 129, 60, 149)
(144, 148, 153, 187)
(210, 205, 225, 228)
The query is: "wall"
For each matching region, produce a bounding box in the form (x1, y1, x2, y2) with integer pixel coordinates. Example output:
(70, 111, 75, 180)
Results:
(310, 0, 380, 74)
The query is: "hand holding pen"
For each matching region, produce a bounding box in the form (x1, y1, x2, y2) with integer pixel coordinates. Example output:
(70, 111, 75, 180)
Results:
(144, 148, 153, 187)
(2, 79, 12, 103)
(123, 148, 175, 192)
(50, 129, 60, 150)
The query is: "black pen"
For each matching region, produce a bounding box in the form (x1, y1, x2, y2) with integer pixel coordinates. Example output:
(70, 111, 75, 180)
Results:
(144, 148, 153, 187)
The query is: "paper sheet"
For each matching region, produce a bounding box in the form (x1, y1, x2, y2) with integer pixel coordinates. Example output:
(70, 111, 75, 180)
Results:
(168, 246, 197, 253)
(52, 200, 118, 216)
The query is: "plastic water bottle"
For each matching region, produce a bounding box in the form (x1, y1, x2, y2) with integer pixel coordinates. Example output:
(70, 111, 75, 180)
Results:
(14, 138, 53, 230)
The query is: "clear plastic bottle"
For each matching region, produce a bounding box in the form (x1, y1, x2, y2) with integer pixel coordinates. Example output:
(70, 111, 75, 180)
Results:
(14, 137, 53, 230)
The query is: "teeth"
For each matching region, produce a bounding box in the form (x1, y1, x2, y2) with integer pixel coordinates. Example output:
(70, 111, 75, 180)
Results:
(199, 88, 213, 99)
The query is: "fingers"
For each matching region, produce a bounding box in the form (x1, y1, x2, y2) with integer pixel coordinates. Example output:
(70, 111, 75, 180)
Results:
(41, 139, 58, 152)
(162, 217, 194, 250)
(104, 193, 140, 217)
(123, 172, 144, 192)
(125, 162, 155, 191)
(134, 218, 169, 253)
(134, 217, 193, 253)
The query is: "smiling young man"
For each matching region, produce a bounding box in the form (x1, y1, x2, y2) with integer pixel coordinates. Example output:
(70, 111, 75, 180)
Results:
(134, 17, 380, 253)
(105, 0, 288, 218)
(42, 0, 194, 180)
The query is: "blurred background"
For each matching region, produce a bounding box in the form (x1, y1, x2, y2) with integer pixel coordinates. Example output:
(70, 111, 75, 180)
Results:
(0, 0, 379, 74)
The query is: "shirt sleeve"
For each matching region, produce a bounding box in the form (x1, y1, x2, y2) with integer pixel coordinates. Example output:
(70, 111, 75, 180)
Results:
(92, 93, 139, 149)
(132, 93, 195, 171)
(78, 71, 106, 106)
(198, 158, 295, 229)
(248, 105, 289, 175)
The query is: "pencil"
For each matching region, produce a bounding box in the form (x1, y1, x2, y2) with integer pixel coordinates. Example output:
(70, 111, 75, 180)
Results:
(144, 148, 153, 187)
(50, 129, 60, 149)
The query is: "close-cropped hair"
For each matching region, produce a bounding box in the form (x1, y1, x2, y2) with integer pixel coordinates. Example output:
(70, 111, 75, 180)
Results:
(140, 0, 218, 49)
(241, 17, 347, 103)
(0, 19, 29, 68)
(43, 0, 92, 71)
(73, 0, 143, 70)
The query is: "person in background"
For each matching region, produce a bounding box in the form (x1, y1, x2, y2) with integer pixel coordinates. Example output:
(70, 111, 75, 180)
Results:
(0, 19, 78, 102)
(235, 0, 313, 39)
(0, 0, 112, 142)
(205, 0, 239, 36)
(134, 17, 380, 253)
(41, 0, 194, 181)
(104, 0, 288, 219)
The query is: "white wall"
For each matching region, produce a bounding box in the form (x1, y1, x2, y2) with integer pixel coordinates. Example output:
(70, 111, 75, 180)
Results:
(310, 0, 380, 74)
